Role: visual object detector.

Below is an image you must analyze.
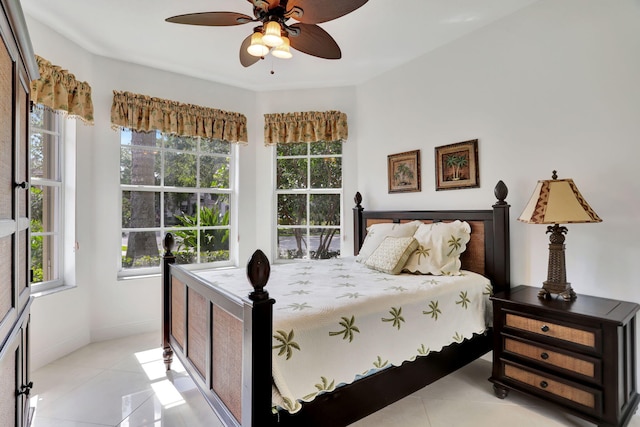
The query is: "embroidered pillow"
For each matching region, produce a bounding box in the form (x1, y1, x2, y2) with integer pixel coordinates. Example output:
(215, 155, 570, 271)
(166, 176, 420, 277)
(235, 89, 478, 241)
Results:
(355, 220, 421, 263)
(364, 236, 419, 275)
(402, 220, 471, 275)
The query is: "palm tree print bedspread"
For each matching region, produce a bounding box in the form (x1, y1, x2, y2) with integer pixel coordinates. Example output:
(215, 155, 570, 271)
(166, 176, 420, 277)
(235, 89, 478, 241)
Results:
(196, 257, 492, 414)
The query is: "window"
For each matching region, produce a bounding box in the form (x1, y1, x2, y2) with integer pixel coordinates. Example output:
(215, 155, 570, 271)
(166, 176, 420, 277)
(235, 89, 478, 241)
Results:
(120, 129, 234, 276)
(30, 107, 64, 291)
(275, 141, 342, 260)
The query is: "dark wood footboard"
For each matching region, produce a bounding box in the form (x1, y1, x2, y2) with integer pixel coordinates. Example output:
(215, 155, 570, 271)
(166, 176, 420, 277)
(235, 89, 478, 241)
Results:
(162, 240, 275, 426)
(161, 181, 511, 426)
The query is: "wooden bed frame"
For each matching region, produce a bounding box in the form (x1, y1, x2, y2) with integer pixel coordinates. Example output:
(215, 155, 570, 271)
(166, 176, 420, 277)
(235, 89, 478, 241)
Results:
(161, 180, 511, 427)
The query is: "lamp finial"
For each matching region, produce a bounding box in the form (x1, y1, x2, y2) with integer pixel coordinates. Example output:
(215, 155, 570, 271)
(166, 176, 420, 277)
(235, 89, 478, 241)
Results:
(552, 170, 558, 180)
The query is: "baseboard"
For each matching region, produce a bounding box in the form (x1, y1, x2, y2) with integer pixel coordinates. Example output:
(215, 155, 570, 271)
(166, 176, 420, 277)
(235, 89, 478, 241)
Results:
(90, 319, 159, 343)
(31, 332, 90, 370)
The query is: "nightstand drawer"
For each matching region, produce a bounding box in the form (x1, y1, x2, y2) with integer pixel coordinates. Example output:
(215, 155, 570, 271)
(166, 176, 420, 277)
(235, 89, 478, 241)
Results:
(505, 313, 596, 348)
(504, 363, 598, 410)
(504, 337, 598, 381)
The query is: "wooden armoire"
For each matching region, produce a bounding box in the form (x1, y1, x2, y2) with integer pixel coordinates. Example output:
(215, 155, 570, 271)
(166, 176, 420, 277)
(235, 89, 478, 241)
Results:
(0, 0, 38, 426)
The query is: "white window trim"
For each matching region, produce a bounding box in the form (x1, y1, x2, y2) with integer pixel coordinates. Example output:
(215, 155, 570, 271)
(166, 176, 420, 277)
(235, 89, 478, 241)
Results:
(118, 133, 238, 279)
(30, 111, 77, 296)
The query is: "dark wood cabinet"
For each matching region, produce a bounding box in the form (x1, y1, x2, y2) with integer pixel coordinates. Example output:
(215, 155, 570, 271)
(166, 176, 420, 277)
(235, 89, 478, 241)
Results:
(0, 0, 38, 426)
(490, 285, 640, 427)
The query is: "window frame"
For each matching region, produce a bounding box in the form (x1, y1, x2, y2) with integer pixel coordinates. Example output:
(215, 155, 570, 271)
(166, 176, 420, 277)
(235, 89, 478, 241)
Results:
(29, 106, 65, 294)
(273, 141, 343, 262)
(118, 129, 237, 278)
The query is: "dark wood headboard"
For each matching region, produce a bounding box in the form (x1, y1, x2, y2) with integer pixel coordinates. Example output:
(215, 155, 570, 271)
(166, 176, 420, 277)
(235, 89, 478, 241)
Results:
(352, 181, 510, 295)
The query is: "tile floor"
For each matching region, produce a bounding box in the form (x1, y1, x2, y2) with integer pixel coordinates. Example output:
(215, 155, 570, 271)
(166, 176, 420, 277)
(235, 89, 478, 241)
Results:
(30, 332, 640, 427)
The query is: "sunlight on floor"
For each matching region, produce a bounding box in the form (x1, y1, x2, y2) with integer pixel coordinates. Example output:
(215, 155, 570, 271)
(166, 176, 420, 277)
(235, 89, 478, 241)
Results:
(135, 347, 187, 409)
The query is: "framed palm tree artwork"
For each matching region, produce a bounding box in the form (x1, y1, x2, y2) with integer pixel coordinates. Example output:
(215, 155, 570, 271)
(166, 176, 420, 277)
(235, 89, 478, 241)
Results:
(388, 150, 421, 193)
(435, 139, 479, 191)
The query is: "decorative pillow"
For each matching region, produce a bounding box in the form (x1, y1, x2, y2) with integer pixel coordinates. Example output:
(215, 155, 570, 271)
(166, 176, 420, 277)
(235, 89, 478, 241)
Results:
(402, 220, 471, 275)
(364, 236, 419, 275)
(355, 220, 422, 263)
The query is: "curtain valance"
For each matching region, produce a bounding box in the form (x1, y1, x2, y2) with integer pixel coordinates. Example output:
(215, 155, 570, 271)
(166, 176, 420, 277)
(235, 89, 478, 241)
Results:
(264, 110, 348, 145)
(110, 91, 248, 143)
(30, 55, 94, 125)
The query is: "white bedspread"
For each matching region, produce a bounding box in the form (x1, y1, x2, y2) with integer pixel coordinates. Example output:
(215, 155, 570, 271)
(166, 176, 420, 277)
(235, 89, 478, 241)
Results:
(196, 257, 492, 413)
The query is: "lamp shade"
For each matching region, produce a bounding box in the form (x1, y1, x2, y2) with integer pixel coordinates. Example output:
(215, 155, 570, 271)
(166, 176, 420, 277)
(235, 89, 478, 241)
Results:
(271, 36, 292, 59)
(262, 21, 283, 47)
(518, 176, 602, 224)
(247, 32, 269, 57)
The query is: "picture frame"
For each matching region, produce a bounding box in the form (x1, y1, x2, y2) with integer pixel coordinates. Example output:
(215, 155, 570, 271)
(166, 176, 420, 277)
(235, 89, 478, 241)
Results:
(388, 150, 421, 193)
(434, 139, 479, 191)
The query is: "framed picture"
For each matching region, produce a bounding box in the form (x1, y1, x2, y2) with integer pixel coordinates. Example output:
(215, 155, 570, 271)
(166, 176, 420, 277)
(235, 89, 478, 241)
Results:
(388, 150, 421, 193)
(435, 139, 479, 191)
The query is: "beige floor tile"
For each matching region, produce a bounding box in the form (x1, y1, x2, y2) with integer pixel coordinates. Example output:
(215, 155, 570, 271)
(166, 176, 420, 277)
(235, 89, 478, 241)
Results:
(349, 395, 429, 427)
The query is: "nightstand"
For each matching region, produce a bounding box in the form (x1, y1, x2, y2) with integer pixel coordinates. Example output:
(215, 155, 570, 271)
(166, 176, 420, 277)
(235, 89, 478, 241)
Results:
(490, 285, 640, 427)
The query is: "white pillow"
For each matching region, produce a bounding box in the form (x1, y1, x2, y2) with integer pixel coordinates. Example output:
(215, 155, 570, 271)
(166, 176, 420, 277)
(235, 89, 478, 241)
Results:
(364, 236, 419, 275)
(356, 220, 421, 263)
(402, 220, 471, 275)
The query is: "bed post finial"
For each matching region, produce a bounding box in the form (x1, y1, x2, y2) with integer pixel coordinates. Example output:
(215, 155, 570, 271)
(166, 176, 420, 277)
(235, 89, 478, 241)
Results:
(163, 232, 175, 255)
(247, 249, 271, 301)
(354, 192, 362, 208)
(494, 180, 508, 205)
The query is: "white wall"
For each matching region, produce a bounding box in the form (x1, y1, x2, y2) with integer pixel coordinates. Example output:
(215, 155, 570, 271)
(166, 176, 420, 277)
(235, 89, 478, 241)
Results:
(26, 18, 93, 370)
(357, 0, 640, 302)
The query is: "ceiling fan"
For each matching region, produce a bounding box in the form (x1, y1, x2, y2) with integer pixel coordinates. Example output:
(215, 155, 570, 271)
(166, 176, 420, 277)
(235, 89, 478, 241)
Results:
(166, 0, 369, 67)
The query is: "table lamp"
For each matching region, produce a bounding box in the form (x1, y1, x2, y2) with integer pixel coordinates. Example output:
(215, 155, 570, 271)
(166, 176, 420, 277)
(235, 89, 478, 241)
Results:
(518, 171, 602, 300)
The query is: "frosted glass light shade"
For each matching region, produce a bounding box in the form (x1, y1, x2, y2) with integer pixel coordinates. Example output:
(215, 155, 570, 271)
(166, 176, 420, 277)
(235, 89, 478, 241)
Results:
(247, 32, 269, 57)
(262, 21, 283, 47)
(271, 36, 292, 59)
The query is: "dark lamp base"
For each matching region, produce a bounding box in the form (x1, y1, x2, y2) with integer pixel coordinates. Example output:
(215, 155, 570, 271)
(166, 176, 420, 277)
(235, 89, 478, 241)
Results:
(539, 224, 577, 301)
(538, 281, 576, 301)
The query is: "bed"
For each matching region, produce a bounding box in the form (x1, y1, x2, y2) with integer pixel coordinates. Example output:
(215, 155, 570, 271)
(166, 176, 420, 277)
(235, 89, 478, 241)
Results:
(161, 180, 511, 426)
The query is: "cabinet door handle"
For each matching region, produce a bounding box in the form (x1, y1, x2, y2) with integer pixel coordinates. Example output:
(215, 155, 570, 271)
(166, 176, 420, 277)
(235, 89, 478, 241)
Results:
(15, 181, 30, 189)
(539, 381, 548, 389)
(540, 352, 549, 360)
(541, 325, 550, 332)
(17, 381, 33, 397)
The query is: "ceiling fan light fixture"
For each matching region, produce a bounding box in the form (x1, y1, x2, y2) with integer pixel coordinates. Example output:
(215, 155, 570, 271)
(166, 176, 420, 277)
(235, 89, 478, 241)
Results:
(262, 21, 283, 47)
(271, 36, 292, 59)
(247, 32, 269, 57)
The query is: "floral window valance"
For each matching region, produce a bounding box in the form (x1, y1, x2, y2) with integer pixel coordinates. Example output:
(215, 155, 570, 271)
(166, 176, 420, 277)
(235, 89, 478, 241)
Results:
(110, 91, 248, 143)
(30, 55, 94, 125)
(264, 110, 348, 145)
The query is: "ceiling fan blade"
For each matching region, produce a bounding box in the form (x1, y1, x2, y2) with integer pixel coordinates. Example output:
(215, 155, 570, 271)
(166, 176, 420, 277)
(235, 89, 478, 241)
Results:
(166, 12, 253, 27)
(286, 0, 368, 24)
(239, 35, 261, 67)
(288, 23, 341, 59)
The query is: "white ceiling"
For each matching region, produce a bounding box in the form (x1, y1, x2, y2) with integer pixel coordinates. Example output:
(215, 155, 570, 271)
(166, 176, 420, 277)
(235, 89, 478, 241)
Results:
(21, 0, 538, 92)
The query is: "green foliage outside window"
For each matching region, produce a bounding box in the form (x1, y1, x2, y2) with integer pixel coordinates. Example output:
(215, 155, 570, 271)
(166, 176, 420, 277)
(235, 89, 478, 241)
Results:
(120, 130, 231, 271)
(276, 141, 342, 260)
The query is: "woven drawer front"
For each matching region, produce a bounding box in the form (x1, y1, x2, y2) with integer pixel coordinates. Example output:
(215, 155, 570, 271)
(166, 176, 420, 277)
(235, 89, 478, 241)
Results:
(505, 338, 595, 378)
(505, 313, 595, 348)
(504, 364, 595, 409)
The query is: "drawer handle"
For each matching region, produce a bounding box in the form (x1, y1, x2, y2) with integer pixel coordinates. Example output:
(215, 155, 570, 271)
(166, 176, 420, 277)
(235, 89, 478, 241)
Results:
(540, 352, 549, 360)
(540, 381, 549, 389)
(541, 325, 550, 332)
